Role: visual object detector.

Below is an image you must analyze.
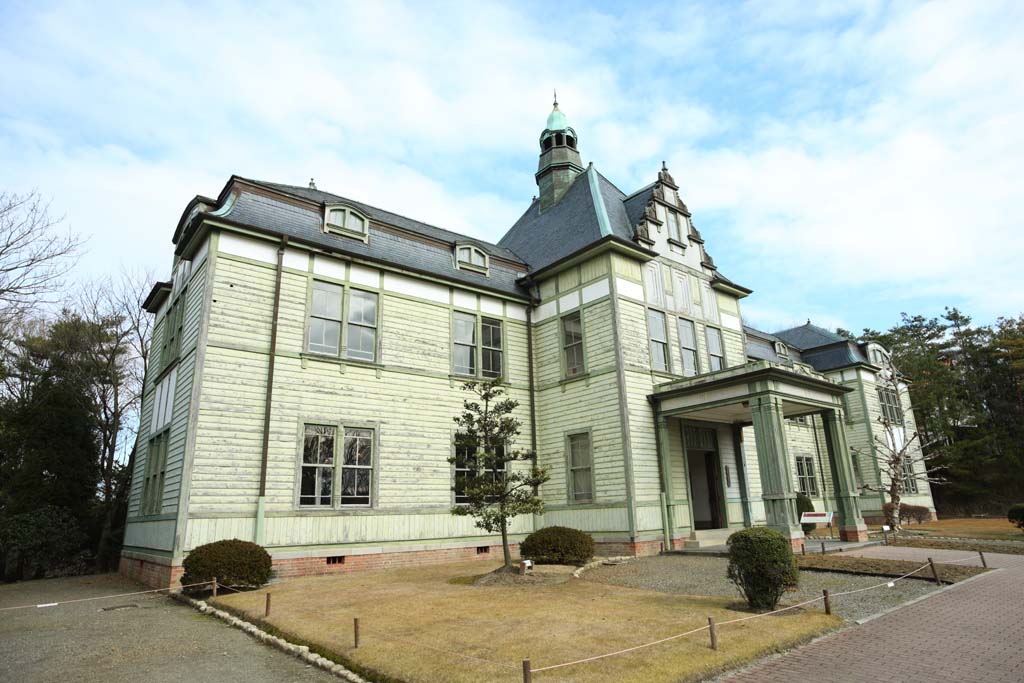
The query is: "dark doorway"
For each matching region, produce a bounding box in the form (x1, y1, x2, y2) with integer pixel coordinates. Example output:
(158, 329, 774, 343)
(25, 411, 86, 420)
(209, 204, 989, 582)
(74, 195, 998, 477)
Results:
(687, 446, 726, 530)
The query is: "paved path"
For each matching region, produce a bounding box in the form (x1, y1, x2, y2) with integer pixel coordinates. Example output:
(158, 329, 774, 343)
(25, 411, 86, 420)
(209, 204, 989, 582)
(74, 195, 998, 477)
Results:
(0, 573, 335, 683)
(722, 547, 1024, 683)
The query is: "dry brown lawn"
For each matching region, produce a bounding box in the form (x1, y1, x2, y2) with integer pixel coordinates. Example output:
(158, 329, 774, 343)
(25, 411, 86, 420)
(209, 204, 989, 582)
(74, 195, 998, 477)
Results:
(797, 554, 988, 583)
(214, 561, 839, 683)
(911, 517, 1023, 541)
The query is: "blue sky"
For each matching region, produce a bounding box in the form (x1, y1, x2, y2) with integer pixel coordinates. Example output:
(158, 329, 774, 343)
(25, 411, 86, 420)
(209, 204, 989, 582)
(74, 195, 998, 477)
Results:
(1, 0, 1021, 333)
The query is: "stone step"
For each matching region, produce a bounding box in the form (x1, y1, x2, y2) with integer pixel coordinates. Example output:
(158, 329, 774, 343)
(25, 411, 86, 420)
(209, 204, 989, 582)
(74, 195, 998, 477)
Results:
(683, 528, 734, 548)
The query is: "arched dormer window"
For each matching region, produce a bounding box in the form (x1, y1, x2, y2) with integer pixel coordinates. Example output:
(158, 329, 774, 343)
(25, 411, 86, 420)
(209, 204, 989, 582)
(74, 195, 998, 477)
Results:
(774, 341, 789, 358)
(455, 244, 488, 275)
(868, 344, 890, 366)
(324, 204, 369, 242)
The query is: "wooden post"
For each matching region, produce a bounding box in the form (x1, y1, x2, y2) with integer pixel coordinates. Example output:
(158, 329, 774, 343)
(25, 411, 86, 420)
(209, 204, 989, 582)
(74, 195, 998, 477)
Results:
(882, 528, 888, 545)
(979, 551, 987, 568)
(820, 541, 826, 555)
(212, 577, 218, 598)
(264, 593, 271, 618)
(354, 617, 360, 648)
(522, 658, 532, 683)
(801, 543, 806, 556)
(928, 557, 941, 585)
(708, 616, 718, 650)
(822, 589, 832, 615)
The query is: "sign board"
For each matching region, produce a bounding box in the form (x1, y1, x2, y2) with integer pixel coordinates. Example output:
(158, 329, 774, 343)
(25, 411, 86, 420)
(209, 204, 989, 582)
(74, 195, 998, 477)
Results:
(799, 511, 834, 524)
(882, 525, 892, 532)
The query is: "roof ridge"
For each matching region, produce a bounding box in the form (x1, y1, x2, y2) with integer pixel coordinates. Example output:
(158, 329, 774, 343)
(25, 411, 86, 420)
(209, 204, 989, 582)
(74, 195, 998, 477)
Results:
(586, 166, 613, 237)
(622, 181, 657, 201)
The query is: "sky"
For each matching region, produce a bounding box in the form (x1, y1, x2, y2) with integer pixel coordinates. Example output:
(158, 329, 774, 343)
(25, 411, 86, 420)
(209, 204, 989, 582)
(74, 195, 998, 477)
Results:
(1, 0, 1021, 334)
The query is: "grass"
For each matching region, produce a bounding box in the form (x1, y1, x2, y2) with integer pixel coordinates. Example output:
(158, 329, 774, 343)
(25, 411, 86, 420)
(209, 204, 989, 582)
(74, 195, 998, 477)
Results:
(892, 537, 1024, 556)
(796, 554, 988, 583)
(213, 561, 839, 683)
(907, 517, 1024, 541)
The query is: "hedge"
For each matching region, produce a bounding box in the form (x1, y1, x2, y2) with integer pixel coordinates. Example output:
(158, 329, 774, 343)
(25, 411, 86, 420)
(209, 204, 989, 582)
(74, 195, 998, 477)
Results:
(520, 526, 594, 565)
(181, 539, 272, 589)
(726, 527, 798, 611)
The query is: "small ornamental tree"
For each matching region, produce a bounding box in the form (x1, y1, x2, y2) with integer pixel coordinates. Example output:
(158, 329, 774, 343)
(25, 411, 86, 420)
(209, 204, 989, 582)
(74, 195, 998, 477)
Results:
(450, 382, 549, 569)
(726, 527, 798, 611)
(853, 363, 944, 532)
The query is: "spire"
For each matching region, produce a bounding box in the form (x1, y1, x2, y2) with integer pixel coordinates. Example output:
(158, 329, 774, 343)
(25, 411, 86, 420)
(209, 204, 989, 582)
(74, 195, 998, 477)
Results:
(536, 95, 583, 209)
(553, 88, 558, 108)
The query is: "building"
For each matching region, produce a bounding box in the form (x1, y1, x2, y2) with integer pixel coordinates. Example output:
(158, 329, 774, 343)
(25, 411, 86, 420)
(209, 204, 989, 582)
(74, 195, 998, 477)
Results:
(122, 100, 935, 587)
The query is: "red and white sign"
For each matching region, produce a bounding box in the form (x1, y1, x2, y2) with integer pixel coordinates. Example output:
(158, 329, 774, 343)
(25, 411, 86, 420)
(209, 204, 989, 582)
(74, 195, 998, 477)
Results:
(800, 511, 834, 524)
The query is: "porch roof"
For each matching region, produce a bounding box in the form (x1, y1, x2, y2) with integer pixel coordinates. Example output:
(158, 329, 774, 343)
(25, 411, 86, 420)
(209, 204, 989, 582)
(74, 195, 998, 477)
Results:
(648, 360, 852, 423)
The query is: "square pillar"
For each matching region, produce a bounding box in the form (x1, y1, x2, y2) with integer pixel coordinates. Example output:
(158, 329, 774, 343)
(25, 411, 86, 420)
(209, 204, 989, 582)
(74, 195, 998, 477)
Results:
(655, 415, 676, 549)
(749, 394, 804, 550)
(821, 408, 869, 542)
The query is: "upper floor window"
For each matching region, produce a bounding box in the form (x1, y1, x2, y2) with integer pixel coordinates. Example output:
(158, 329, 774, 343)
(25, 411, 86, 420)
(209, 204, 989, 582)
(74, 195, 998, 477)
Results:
(346, 290, 378, 362)
(324, 205, 368, 241)
(774, 341, 789, 357)
(870, 346, 890, 366)
(677, 318, 699, 377)
(307, 280, 378, 362)
(562, 312, 584, 378)
(309, 281, 343, 356)
(648, 310, 670, 373)
(877, 386, 903, 425)
(455, 245, 489, 274)
(141, 431, 168, 515)
(159, 290, 187, 371)
(900, 458, 919, 494)
(706, 327, 725, 371)
(453, 312, 503, 379)
(666, 210, 683, 243)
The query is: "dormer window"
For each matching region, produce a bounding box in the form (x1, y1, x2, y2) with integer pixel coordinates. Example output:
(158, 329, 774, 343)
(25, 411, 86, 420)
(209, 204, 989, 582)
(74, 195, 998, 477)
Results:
(774, 341, 789, 357)
(869, 345, 890, 366)
(455, 245, 489, 275)
(324, 205, 368, 242)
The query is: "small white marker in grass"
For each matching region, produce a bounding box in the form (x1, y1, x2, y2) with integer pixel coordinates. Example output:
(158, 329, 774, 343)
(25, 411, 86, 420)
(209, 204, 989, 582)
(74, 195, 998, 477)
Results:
(886, 582, 895, 588)
(37, 603, 58, 608)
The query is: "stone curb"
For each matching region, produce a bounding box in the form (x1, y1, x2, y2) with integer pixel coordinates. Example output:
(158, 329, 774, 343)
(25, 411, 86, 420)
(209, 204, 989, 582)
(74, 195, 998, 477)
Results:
(172, 592, 369, 683)
(572, 556, 634, 578)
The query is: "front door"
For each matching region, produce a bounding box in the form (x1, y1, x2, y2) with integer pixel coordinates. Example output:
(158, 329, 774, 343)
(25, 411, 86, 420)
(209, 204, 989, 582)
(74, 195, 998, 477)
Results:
(704, 451, 725, 529)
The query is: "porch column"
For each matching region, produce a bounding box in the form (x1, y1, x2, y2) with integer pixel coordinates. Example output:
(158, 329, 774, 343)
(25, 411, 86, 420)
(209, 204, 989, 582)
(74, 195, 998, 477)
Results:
(655, 414, 676, 550)
(731, 424, 753, 528)
(821, 408, 869, 541)
(749, 394, 805, 550)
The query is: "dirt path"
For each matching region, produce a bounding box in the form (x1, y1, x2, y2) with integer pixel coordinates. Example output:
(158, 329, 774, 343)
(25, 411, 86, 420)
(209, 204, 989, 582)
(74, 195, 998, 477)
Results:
(0, 573, 335, 683)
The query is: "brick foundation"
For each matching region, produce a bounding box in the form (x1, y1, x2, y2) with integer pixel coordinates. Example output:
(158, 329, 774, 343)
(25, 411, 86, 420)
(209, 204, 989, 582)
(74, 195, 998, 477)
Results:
(839, 526, 870, 542)
(594, 539, 670, 557)
(119, 556, 183, 589)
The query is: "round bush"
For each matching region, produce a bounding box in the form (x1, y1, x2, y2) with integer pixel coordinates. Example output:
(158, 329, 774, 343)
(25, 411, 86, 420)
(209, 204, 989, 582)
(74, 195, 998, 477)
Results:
(520, 526, 594, 565)
(181, 539, 272, 589)
(726, 527, 798, 611)
(796, 493, 816, 535)
(1008, 504, 1024, 531)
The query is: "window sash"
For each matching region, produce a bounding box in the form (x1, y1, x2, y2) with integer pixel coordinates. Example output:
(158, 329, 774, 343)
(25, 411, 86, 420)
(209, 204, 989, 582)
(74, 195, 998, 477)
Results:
(677, 318, 699, 377)
(481, 317, 503, 378)
(562, 312, 584, 377)
(309, 281, 343, 355)
(301, 425, 335, 507)
(648, 310, 669, 372)
(796, 456, 819, 497)
(346, 290, 378, 362)
(666, 211, 681, 242)
(341, 428, 373, 505)
(706, 327, 724, 371)
(877, 387, 903, 425)
(453, 312, 478, 375)
(453, 443, 506, 504)
(901, 458, 919, 494)
(142, 432, 168, 515)
(568, 434, 593, 502)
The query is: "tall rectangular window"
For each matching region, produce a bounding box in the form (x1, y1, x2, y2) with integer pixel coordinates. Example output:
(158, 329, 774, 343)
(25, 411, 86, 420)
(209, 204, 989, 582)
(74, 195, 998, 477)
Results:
(453, 312, 477, 375)
(677, 318, 699, 377)
(453, 441, 505, 504)
(877, 387, 903, 425)
(562, 312, 584, 377)
(141, 432, 168, 515)
(666, 210, 682, 242)
(481, 317, 503, 378)
(160, 292, 187, 370)
(644, 262, 665, 307)
(568, 432, 593, 503)
(648, 310, 669, 372)
(706, 327, 725, 371)
(702, 283, 720, 323)
(901, 458, 919, 494)
(308, 281, 343, 355)
(301, 425, 335, 507)
(341, 428, 374, 506)
(346, 290, 378, 362)
(795, 455, 819, 497)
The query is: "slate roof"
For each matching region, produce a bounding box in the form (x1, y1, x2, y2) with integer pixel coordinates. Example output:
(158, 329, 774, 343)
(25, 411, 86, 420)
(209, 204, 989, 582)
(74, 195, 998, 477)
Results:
(745, 322, 871, 372)
(772, 323, 848, 350)
(198, 178, 530, 298)
(498, 165, 638, 272)
(622, 183, 656, 230)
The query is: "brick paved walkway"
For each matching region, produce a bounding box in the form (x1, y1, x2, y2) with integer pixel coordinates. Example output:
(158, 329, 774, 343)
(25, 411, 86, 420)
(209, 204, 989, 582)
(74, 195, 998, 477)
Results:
(722, 548, 1024, 683)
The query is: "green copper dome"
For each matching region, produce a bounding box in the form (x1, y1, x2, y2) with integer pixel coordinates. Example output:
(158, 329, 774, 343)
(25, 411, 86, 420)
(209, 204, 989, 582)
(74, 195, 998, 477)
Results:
(546, 104, 570, 131)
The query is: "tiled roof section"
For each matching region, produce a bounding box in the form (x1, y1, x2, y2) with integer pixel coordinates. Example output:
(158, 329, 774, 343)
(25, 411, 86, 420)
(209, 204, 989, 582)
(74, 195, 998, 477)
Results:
(772, 322, 847, 350)
(250, 180, 524, 263)
(220, 186, 529, 297)
(622, 183, 656, 233)
(744, 325, 804, 365)
(801, 343, 869, 372)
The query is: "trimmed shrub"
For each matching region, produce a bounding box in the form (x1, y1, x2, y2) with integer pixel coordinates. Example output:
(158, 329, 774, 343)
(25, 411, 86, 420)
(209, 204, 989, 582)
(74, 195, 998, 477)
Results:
(1008, 504, 1024, 532)
(181, 539, 272, 589)
(520, 526, 594, 565)
(796, 493, 816, 535)
(0, 506, 88, 581)
(726, 527, 798, 610)
(885, 503, 930, 525)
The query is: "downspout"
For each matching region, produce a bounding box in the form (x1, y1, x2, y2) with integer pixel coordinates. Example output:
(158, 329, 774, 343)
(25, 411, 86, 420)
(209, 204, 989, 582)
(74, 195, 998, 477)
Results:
(255, 236, 288, 544)
(526, 298, 540, 534)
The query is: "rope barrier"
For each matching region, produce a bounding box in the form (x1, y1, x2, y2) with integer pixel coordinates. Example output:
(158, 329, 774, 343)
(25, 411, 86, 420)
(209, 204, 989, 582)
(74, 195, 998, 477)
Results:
(0, 582, 211, 612)
(532, 624, 711, 673)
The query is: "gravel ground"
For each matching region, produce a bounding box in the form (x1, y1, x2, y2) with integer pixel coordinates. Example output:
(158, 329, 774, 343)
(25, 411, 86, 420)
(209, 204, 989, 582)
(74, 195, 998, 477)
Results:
(583, 555, 942, 623)
(0, 573, 335, 683)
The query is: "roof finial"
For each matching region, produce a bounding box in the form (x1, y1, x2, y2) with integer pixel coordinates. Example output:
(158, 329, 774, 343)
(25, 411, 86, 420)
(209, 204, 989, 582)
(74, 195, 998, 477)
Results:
(309, 177, 317, 190)
(807, 318, 811, 325)
(662, 160, 667, 171)
(553, 89, 558, 109)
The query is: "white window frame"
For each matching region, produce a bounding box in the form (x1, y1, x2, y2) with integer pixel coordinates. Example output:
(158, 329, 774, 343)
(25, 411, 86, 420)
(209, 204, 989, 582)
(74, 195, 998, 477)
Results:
(648, 309, 670, 373)
(453, 439, 506, 504)
(324, 205, 369, 242)
(567, 431, 594, 504)
(455, 244, 489, 275)
(452, 311, 503, 380)
(340, 427, 374, 506)
(345, 288, 378, 362)
(795, 454, 819, 497)
(677, 317, 700, 377)
(308, 280, 344, 356)
(562, 311, 585, 378)
(706, 326, 725, 371)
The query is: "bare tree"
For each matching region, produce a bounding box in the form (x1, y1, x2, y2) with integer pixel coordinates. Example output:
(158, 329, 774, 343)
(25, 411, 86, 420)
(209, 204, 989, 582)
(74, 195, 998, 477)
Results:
(855, 365, 944, 531)
(0, 191, 81, 329)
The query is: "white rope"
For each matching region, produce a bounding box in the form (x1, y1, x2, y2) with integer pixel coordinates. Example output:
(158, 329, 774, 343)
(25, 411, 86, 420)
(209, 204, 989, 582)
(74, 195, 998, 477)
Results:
(532, 624, 711, 672)
(0, 582, 211, 612)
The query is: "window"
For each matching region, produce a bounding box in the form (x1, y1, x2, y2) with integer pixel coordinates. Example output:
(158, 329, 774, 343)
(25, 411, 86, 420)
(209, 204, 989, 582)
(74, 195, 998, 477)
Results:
(562, 312, 584, 377)
(666, 210, 682, 242)
(677, 318, 699, 377)
(644, 261, 665, 307)
(346, 290, 378, 362)
(568, 432, 593, 503)
(648, 310, 669, 372)
(300, 425, 335, 507)
(901, 458, 919, 494)
(341, 428, 374, 505)
(775, 341, 789, 357)
(870, 347, 889, 365)
(795, 455, 819, 497)
(324, 205, 368, 240)
(706, 327, 725, 371)
(453, 440, 506, 504)
(877, 387, 903, 425)
(481, 317, 503, 378)
(160, 291, 187, 370)
(701, 283, 719, 323)
(456, 245, 488, 273)
(453, 312, 502, 379)
(672, 269, 691, 315)
(141, 432, 168, 515)
(308, 281, 343, 355)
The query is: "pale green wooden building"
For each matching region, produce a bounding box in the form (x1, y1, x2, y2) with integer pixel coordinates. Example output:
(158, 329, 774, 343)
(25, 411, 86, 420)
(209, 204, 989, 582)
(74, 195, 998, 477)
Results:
(122, 101, 935, 586)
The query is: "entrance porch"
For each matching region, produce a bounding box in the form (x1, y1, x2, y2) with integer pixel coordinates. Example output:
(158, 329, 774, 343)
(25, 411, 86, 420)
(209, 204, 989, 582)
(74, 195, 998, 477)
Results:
(649, 360, 869, 552)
